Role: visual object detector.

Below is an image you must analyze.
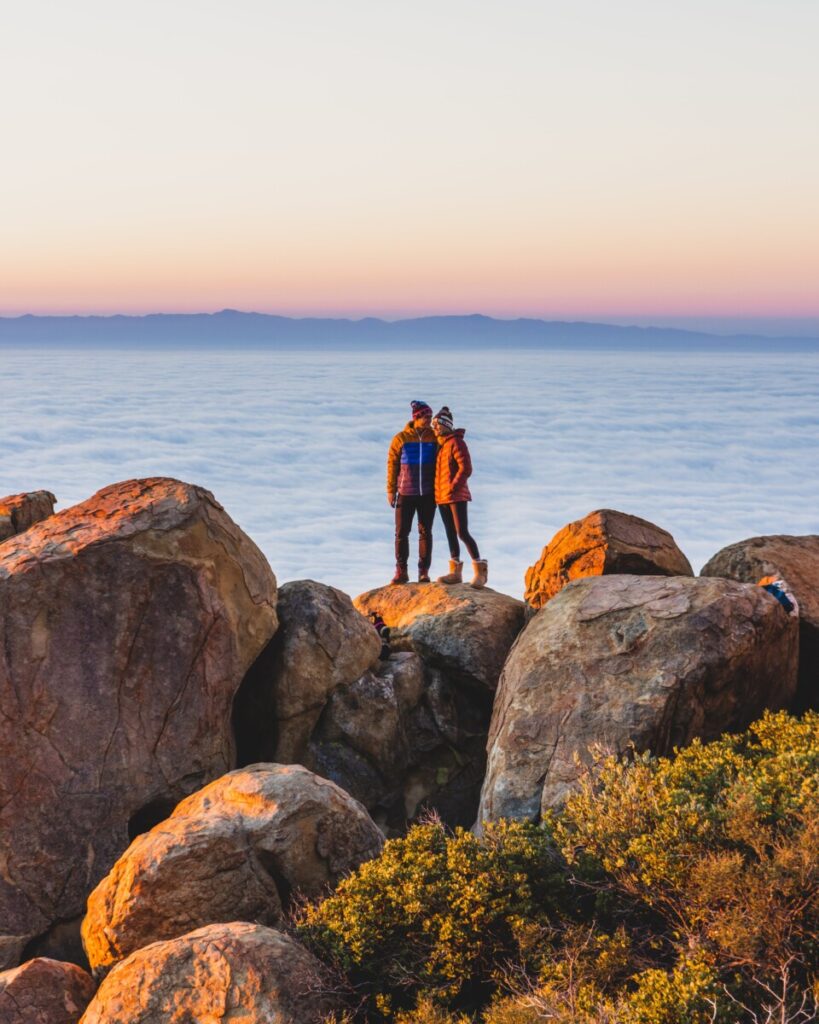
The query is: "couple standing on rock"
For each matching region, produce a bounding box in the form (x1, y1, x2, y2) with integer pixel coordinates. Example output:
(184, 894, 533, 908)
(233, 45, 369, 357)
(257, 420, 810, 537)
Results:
(386, 400, 488, 588)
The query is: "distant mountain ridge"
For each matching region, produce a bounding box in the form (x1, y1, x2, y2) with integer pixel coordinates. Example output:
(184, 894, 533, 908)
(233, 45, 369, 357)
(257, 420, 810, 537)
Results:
(1, 310, 817, 350)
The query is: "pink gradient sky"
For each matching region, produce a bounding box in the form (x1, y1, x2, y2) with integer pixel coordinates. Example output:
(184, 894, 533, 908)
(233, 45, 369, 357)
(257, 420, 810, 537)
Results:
(2, 1, 817, 321)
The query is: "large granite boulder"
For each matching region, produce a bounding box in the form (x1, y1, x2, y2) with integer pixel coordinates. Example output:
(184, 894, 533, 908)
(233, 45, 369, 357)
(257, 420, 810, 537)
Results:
(353, 582, 525, 691)
(82, 764, 382, 975)
(0, 491, 56, 542)
(0, 959, 95, 1024)
(0, 478, 278, 969)
(478, 574, 798, 824)
(702, 535, 819, 711)
(79, 923, 335, 1024)
(524, 509, 693, 610)
(307, 652, 490, 833)
(235, 580, 381, 764)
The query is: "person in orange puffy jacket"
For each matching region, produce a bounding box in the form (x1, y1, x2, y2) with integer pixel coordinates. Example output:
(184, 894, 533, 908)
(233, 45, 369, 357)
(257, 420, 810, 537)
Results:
(431, 406, 487, 588)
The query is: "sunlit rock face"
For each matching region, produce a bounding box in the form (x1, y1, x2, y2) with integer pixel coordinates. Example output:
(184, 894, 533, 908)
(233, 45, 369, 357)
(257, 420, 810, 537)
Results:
(478, 574, 798, 825)
(524, 509, 693, 610)
(353, 582, 526, 692)
(81, 764, 383, 977)
(0, 478, 278, 970)
(0, 490, 56, 542)
(79, 923, 336, 1024)
(702, 534, 819, 712)
(0, 958, 96, 1024)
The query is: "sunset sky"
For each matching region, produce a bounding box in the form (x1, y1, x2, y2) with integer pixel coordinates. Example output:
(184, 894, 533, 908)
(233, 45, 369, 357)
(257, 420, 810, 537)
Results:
(2, 0, 817, 321)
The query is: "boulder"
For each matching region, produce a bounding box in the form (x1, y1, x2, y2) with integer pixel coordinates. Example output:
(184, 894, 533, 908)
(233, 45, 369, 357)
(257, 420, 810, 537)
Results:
(0, 958, 95, 1024)
(0, 478, 278, 969)
(0, 491, 56, 542)
(702, 535, 819, 711)
(353, 582, 525, 691)
(79, 923, 335, 1024)
(524, 509, 693, 610)
(235, 580, 381, 764)
(81, 764, 382, 975)
(307, 652, 490, 832)
(478, 574, 798, 824)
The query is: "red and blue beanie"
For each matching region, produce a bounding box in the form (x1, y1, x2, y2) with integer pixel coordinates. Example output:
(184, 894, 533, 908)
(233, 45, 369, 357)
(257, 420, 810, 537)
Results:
(411, 400, 433, 418)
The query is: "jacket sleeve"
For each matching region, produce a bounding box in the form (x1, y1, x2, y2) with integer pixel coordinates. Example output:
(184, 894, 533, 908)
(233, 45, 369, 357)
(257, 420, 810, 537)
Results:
(450, 438, 472, 489)
(387, 434, 402, 497)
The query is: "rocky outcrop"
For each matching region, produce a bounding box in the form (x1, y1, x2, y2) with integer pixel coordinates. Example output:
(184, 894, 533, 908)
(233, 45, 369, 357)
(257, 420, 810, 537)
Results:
(235, 580, 381, 764)
(524, 509, 693, 610)
(307, 652, 491, 832)
(0, 491, 56, 542)
(353, 583, 525, 691)
(0, 958, 95, 1024)
(79, 923, 335, 1024)
(0, 478, 278, 969)
(82, 764, 382, 975)
(702, 535, 819, 711)
(478, 574, 798, 823)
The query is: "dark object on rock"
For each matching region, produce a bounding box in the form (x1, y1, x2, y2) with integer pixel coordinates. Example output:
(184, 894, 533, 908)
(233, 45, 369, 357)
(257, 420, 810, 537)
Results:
(524, 509, 693, 609)
(368, 610, 392, 659)
(478, 574, 798, 824)
(702, 534, 819, 711)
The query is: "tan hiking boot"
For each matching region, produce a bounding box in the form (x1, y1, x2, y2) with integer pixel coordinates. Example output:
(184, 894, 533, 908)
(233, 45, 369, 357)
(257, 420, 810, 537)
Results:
(437, 559, 463, 584)
(470, 559, 488, 589)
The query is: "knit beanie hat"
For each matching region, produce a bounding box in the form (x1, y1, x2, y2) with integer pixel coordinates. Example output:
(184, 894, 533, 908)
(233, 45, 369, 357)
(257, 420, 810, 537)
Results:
(433, 406, 454, 430)
(411, 400, 433, 418)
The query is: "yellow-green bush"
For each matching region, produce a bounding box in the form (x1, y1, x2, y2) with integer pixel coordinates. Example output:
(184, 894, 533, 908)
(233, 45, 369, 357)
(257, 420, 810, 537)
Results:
(303, 713, 818, 1022)
(297, 818, 571, 1014)
(555, 710, 819, 1019)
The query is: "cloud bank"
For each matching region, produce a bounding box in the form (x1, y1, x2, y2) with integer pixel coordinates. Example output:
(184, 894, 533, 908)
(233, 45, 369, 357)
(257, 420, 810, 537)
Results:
(2, 347, 818, 599)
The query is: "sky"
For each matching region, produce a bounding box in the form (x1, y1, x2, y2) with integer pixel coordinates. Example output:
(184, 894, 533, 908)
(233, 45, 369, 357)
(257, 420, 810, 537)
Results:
(1, 1, 818, 323)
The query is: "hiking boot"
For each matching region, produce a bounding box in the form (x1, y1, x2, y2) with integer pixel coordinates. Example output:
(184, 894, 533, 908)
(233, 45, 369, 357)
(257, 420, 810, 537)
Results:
(418, 569, 431, 584)
(470, 559, 488, 589)
(437, 559, 463, 584)
(391, 565, 409, 585)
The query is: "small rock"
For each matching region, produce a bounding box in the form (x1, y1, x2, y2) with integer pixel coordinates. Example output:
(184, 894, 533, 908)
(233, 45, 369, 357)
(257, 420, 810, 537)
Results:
(79, 923, 336, 1024)
(0, 491, 56, 542)
(0, 957, 95, 1024)
(524, 509, 693, 610)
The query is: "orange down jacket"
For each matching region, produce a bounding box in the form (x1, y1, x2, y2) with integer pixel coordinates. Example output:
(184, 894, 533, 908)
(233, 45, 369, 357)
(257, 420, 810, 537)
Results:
(434, 429, 472, 504)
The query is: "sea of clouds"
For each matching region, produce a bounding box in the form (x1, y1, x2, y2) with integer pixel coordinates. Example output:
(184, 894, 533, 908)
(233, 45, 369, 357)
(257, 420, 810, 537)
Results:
(2, 347, 818, 598)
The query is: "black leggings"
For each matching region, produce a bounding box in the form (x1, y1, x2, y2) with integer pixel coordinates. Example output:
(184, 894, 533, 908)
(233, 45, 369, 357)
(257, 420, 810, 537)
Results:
(438, 502, 480, 561)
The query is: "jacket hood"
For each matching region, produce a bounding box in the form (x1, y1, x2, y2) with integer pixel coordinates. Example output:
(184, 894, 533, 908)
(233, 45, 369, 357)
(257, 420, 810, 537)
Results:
(439, 428, 466, 444)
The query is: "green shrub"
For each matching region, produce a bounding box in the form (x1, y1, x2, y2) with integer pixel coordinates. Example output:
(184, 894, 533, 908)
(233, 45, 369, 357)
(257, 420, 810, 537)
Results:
(297, 818, 571, 1015)
(555, 710, 819, 1020)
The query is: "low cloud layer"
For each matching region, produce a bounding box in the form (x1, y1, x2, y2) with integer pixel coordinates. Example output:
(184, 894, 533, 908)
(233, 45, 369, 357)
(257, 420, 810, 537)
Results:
(2, 348, 818, 599)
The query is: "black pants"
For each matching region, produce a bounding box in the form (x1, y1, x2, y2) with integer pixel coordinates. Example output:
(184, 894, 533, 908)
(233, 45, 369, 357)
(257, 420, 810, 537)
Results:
(439, 501, 480, 561)
(395, 494, 436, 571)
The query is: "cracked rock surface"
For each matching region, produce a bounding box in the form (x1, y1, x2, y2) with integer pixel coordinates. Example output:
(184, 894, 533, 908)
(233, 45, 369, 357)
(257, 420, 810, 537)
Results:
(81, 764, 383, 975)
(524, 508, 693, 610)
(0, 478, 278, 969)
(353, 582, 525, 692)
(702, 534, 819, 711)
(79, 922, 335, 1024)
(478, 574, 798, 823)
(0, 958, 95, 1024)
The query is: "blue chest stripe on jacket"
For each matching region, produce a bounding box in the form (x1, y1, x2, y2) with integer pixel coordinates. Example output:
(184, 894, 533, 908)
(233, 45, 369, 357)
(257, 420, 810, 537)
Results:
(400, 442, 437, 464)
